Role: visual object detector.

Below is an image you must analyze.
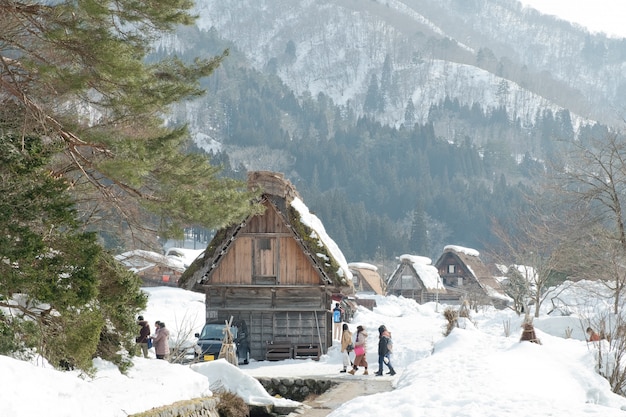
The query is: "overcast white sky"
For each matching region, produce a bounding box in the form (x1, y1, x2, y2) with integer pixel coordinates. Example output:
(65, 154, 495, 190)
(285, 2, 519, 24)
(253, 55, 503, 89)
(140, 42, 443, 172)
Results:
(519, 0, 626, 38)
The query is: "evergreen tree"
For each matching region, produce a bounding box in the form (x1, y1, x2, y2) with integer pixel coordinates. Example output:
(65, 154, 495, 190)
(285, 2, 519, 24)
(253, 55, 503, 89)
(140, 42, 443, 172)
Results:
(364, 74, 383, 114)
(0, 0, 261, 245)
(404, 99, 416, 127)
(0, 134, 146, 372)
(0, 0, 264, 371)
(409, 200, 429, 255)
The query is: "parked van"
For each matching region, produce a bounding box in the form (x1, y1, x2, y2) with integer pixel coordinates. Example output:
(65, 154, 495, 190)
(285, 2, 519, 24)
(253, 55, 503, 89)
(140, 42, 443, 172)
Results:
(194, 319, 250, 365)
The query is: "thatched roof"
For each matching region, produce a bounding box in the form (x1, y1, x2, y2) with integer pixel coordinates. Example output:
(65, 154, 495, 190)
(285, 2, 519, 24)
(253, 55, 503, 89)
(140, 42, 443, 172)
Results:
(179, 171, 352, 290)
(441, 246, 507, 299)
(348, 263, 385, 295)
(115, 250, 186, 273)
(388, 254, 446, 293)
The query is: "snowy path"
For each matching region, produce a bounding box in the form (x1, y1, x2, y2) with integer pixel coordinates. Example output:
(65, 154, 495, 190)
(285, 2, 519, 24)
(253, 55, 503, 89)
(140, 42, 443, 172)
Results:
(299, 376, 394, 417)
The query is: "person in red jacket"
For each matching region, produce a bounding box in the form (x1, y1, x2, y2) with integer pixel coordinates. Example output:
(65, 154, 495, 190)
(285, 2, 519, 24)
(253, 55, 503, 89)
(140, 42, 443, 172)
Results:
(587, 327, 600, 342)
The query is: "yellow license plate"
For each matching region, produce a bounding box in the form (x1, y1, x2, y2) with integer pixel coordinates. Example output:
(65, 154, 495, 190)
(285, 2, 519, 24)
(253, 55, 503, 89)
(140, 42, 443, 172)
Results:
(203, 354, 215, 361)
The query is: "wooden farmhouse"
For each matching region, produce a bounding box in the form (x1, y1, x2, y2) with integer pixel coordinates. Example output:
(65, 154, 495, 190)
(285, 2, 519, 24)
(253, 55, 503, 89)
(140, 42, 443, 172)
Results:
(434, 245, 510, 308)
(348, 262, 386, 295)
(178, 171, 354, 361)
(386, 254, 446, 303)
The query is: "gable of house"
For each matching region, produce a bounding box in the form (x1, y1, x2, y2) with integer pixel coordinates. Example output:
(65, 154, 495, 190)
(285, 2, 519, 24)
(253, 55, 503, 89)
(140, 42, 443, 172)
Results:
(180, 172, 351, 291)
(201, 200, 333, 286)
(349, 263, 385, 295)
(387, 255, 446, 303)
(435, 251, 474, 287)
(435, 245, 509, 306)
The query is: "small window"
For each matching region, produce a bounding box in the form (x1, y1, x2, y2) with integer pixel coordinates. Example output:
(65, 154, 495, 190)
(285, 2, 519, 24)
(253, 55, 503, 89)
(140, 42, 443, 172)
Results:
(448, 264, 455, 274)
(401, 275, 414, 289)
(258, 238, 271, 250)
(253, 276, 277, 285)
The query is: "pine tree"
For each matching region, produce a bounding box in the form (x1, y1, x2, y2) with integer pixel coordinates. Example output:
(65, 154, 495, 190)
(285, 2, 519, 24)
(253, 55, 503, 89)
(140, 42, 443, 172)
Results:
(0, 0, 263, 371)
(409, 200, 429, 255)
(0, 134, 147, 371)
(0, 0, 261, 245)
(364, 74, 383, 114)
(404, 99, 416, 127)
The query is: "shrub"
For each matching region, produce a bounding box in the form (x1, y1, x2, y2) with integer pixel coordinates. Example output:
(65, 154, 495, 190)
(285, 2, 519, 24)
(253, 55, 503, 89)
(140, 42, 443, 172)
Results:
(443, 307, 458, 336)
(217, 392, 249, 417)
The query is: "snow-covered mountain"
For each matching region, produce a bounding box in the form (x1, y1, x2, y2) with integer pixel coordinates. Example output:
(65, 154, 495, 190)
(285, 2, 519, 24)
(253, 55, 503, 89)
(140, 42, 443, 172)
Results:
(180, 0, 624, 130)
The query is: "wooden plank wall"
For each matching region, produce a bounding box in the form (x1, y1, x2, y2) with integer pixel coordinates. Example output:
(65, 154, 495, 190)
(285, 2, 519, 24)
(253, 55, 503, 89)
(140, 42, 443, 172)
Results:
(205, 286, 332, 360)
(209, 235, 321, 285)
(212, 309, 329, 361)
(247, 202, 289, 233)
(206, 287, 327, 311)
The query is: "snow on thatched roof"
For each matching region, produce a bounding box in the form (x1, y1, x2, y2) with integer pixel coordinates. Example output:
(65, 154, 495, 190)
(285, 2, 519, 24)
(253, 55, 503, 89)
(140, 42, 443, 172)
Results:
(444, 245, 479, 257)
(397, 254, 445, 292)
(442, 246, 508, 299)
(347, 262, 378, 272)
(115, 250, 186, 273)
(291, 197, 352, 282)
(179, 171, 352, 289)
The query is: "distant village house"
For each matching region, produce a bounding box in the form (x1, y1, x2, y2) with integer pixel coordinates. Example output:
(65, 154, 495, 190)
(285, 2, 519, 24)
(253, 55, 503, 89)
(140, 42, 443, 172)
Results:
(386, 254, 446, 303)
(434, 245, 510, 309)
(115, 248, 203, 287)
(348, 262, 385, 295)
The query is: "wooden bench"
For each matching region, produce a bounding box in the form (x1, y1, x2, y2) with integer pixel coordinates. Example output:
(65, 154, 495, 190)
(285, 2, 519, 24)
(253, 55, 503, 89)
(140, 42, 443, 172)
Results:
(293, 343, 320, 361)
(265, 340, 293, 361)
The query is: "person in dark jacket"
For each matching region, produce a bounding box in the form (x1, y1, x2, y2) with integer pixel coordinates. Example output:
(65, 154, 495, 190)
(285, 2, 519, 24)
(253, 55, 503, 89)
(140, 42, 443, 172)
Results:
(135, 316, 151, 358)
(375, 324, 395, 376)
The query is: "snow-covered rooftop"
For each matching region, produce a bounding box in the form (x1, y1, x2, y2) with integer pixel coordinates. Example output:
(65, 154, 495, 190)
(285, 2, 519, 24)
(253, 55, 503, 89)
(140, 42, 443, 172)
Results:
(348, 262, 378, 272)
(290, 197, 352, 282)
(444, 245, 480, 257)
(399, 254, 432, 265)
(115, 248, 204, 272)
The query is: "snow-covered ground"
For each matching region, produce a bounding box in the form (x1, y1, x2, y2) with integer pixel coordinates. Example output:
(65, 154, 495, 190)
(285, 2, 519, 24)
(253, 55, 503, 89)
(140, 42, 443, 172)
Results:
(3, 281, 626, 416)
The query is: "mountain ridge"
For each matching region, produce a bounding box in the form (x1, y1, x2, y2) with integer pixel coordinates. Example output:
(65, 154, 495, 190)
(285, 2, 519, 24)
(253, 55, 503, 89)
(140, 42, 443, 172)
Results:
(187, 0, 624, 129)
(153, 0, 620, 261)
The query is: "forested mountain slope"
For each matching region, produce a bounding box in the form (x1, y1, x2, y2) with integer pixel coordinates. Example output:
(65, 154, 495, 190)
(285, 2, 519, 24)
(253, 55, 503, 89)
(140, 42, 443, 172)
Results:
(156, 0, 620, 263)
(189, 0, 625, 127)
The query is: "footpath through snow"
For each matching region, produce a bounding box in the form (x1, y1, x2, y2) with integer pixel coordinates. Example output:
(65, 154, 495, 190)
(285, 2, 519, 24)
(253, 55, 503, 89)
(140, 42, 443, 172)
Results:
(297, 376, 394, 417)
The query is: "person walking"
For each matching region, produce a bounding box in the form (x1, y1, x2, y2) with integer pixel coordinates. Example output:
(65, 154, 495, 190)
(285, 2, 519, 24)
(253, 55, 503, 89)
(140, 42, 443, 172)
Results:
(340, 323, 353, 373)
(332, 302, 343, 341)
(349, 325, 368, 375)
(375, 324, 395, 376)
(152, 321, 170, 360)
(135, 316, 151, 358)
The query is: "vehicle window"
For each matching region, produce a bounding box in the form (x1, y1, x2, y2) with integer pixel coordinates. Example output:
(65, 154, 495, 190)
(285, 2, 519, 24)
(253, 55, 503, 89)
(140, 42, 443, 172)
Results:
(199, 324, 238, 340)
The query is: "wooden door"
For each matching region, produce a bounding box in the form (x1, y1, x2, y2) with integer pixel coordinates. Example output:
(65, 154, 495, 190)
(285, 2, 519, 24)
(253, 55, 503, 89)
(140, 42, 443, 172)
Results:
(253, 237, 278, 284)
